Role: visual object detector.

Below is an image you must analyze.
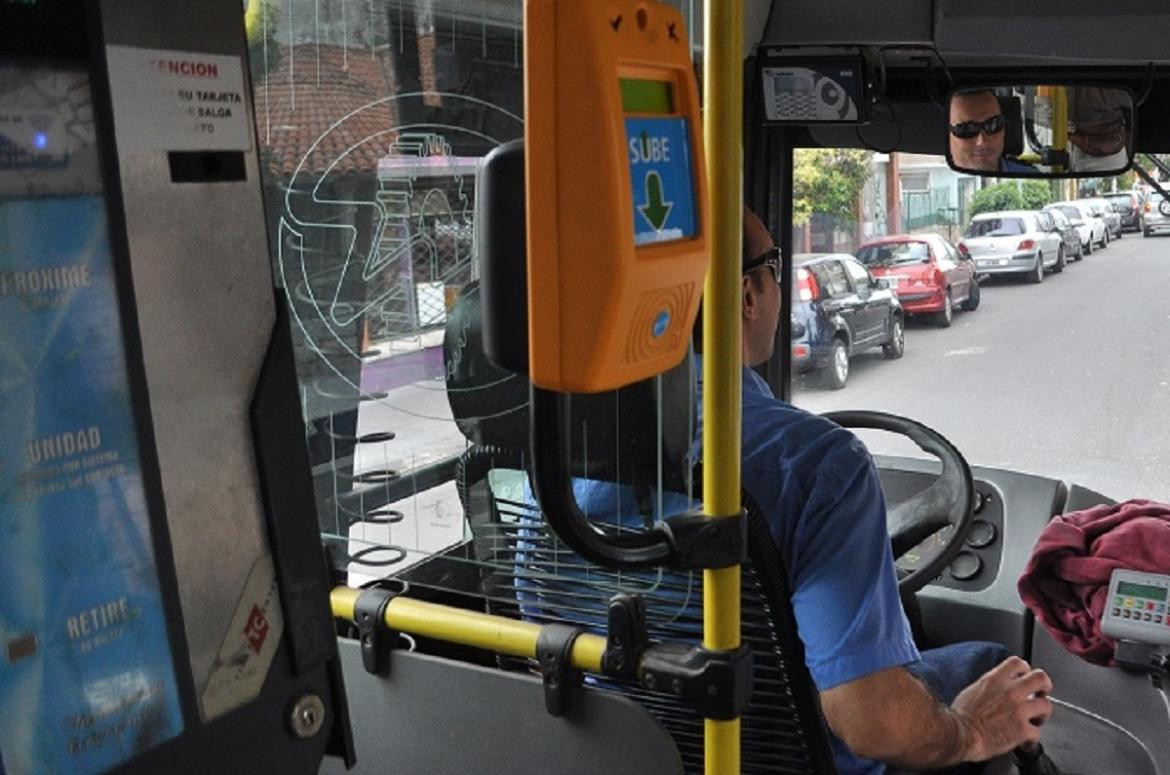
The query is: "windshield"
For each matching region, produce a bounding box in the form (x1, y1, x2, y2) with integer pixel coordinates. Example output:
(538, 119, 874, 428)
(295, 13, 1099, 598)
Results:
(1105, 194, 1133, 207)
(856, 241, 930, 267)
(236, 0, 1170, 586)
(964, 217, 1026, 237)
(791, 149, 1168, 502)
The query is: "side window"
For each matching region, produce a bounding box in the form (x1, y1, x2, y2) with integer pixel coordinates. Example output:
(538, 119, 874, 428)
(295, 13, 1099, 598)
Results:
(816, 261, 851, 297)
(932, 237, 956, 267)
(842, 258, 871, 291)
(944, 240, 963, 262)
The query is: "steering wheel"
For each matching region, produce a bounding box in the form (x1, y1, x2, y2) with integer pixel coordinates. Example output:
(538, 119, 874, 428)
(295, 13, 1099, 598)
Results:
(821, 410, 976, 595)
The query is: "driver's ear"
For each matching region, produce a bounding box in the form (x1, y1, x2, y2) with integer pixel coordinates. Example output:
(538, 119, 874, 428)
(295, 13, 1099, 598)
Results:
(741, 274, 756, 321)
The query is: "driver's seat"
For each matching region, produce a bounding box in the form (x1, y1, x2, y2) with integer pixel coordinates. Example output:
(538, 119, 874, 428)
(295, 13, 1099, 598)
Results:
(445, 281, 839, 774)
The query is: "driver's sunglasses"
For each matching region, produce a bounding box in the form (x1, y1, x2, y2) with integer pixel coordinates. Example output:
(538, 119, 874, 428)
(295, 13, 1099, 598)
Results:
(744, 247, 781, 286)
(949, 113, 1007, 140)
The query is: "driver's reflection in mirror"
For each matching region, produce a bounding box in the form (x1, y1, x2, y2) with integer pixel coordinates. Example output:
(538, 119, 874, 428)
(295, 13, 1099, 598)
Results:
(1067, 87, 1132, 173)
(950, 90, 1034, 173)
(949, 90, 1034, 174)
(949, 90, 1003, 171)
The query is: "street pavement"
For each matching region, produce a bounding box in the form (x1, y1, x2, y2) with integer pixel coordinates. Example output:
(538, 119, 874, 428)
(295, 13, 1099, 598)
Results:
(794, 231, 1170, 503)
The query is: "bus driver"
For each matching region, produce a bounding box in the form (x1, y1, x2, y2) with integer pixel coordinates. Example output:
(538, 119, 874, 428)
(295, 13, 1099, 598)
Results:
(573, 209, 1056, 775)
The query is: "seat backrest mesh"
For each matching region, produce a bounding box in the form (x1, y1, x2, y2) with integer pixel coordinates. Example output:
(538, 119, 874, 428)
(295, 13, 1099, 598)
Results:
(456, 445, 839, 775)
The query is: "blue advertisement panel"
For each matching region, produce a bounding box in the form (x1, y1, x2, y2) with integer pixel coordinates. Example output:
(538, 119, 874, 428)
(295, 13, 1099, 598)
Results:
(0, 66, 184, 773)
(624, 117, 697, 246)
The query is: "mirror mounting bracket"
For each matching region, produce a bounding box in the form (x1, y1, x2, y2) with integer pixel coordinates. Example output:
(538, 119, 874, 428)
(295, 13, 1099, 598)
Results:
(1136, 62, 1157, 107)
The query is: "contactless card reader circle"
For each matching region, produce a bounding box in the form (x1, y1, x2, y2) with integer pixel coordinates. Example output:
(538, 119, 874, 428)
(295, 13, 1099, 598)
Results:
(652, 309, 671, 338)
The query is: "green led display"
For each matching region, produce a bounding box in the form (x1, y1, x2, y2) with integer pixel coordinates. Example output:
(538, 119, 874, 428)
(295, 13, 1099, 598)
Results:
(1118, 581, 1167, 601)
(621, 78, 673, 114)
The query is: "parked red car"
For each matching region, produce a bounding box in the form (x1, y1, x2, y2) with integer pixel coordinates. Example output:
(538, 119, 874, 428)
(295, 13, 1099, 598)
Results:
(854, 233, 980, 327)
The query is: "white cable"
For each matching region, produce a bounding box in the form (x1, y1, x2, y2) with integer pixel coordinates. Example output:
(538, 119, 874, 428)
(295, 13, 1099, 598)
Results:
(1050, 697, 1152, 754)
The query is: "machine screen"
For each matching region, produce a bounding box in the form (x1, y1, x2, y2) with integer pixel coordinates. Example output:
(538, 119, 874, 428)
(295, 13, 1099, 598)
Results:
(1117, 581, 1168, 602)
(621, 78, 673, 114)
(0, 61, 183, 771)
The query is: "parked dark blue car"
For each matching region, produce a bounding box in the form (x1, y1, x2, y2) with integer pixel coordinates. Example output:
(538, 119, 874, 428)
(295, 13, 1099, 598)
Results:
(791, 253, 905, 389)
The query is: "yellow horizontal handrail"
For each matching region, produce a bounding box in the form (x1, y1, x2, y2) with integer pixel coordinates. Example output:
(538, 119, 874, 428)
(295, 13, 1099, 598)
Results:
(331, 586, 606, 672)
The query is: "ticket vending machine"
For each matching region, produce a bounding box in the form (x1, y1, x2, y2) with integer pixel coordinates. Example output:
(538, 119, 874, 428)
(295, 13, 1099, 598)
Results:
(0, 1, 349, 771)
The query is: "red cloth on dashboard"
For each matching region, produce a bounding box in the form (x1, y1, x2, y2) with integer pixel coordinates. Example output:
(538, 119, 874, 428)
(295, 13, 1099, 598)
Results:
(1017, 499, 1170, 665)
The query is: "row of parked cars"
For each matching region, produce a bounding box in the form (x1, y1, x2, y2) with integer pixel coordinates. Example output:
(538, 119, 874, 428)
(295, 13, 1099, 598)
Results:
(793, 195, 1134, 388)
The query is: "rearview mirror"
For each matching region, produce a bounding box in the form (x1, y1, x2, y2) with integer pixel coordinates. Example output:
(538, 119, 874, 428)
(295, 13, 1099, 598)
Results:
(946, 85, 1135, 178)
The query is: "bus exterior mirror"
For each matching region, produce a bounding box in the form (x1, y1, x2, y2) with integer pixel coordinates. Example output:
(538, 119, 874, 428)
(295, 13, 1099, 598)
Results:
(946, 85, 1135, 179)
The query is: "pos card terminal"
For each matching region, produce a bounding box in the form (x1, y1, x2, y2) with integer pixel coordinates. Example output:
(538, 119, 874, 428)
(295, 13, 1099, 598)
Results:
(1102, 568, 1170, 646)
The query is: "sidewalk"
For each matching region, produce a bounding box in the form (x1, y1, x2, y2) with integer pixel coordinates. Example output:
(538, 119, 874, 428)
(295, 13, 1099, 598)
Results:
(344, 328, 470, 586)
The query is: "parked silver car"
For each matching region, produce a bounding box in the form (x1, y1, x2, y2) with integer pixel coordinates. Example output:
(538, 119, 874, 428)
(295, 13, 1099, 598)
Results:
(1041, 207, 1084, 262)
(959, 210, 1065, 283)
(1047, 200, 1108, 253)
(1083, 197, 1122, 239)
(1141, 189, 1170, 237)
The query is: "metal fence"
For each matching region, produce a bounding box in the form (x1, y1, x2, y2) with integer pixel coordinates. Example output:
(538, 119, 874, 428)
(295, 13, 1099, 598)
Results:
(902, 189, 955, 233)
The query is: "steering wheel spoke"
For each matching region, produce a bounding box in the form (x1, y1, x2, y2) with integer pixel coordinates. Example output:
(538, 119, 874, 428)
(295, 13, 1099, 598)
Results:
(887, 480, 960, 555)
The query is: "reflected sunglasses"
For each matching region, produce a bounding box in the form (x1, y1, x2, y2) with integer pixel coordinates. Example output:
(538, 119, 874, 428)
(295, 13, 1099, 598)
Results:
(949, 113, 1007, 139)
(744, 246, 781, 286)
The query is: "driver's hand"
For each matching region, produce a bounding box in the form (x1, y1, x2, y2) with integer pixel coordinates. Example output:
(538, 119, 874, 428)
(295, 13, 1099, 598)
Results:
(951, 656, 1053, 762)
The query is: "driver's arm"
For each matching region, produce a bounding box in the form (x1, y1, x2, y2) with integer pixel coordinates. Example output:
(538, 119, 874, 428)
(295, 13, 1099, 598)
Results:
(819, 656, 1053, 770)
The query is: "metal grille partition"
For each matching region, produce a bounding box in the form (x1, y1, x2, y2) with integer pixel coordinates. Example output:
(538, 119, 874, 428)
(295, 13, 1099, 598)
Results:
(455, 444, 839, 775)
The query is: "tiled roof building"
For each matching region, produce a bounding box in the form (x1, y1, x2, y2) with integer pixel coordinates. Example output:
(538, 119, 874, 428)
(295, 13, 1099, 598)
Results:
(254, 44, 399, 178)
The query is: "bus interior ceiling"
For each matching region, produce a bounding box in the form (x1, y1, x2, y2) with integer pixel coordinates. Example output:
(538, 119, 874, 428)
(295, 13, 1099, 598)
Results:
(752, 0, 1170, 154)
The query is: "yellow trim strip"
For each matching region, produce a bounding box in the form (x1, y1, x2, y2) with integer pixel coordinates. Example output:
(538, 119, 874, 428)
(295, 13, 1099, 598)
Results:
(703, 0, 745, 770)
(330, 587, 606, 673)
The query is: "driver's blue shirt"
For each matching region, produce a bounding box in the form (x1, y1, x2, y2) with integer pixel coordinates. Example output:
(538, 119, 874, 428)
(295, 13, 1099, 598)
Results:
(1000, 157, 1035, 173)
(564, 365, 919, 775)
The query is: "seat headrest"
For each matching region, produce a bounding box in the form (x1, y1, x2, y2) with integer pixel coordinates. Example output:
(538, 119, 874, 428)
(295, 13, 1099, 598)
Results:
(999, 95, 1024, 157)
(444, 281, 696, 492)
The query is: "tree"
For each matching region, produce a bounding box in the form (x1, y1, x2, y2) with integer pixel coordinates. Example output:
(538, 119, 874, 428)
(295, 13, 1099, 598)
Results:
(1020, 180, 1054, 210)
(968, 182, 1023, 218)
(245, 0, 283, 78)
(793, 149, 874, 226)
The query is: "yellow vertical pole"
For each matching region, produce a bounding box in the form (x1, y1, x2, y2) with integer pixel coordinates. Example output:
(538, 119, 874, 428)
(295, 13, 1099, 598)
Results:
(1053, 87, 1069, 176)
(702, 0, 743, 773)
